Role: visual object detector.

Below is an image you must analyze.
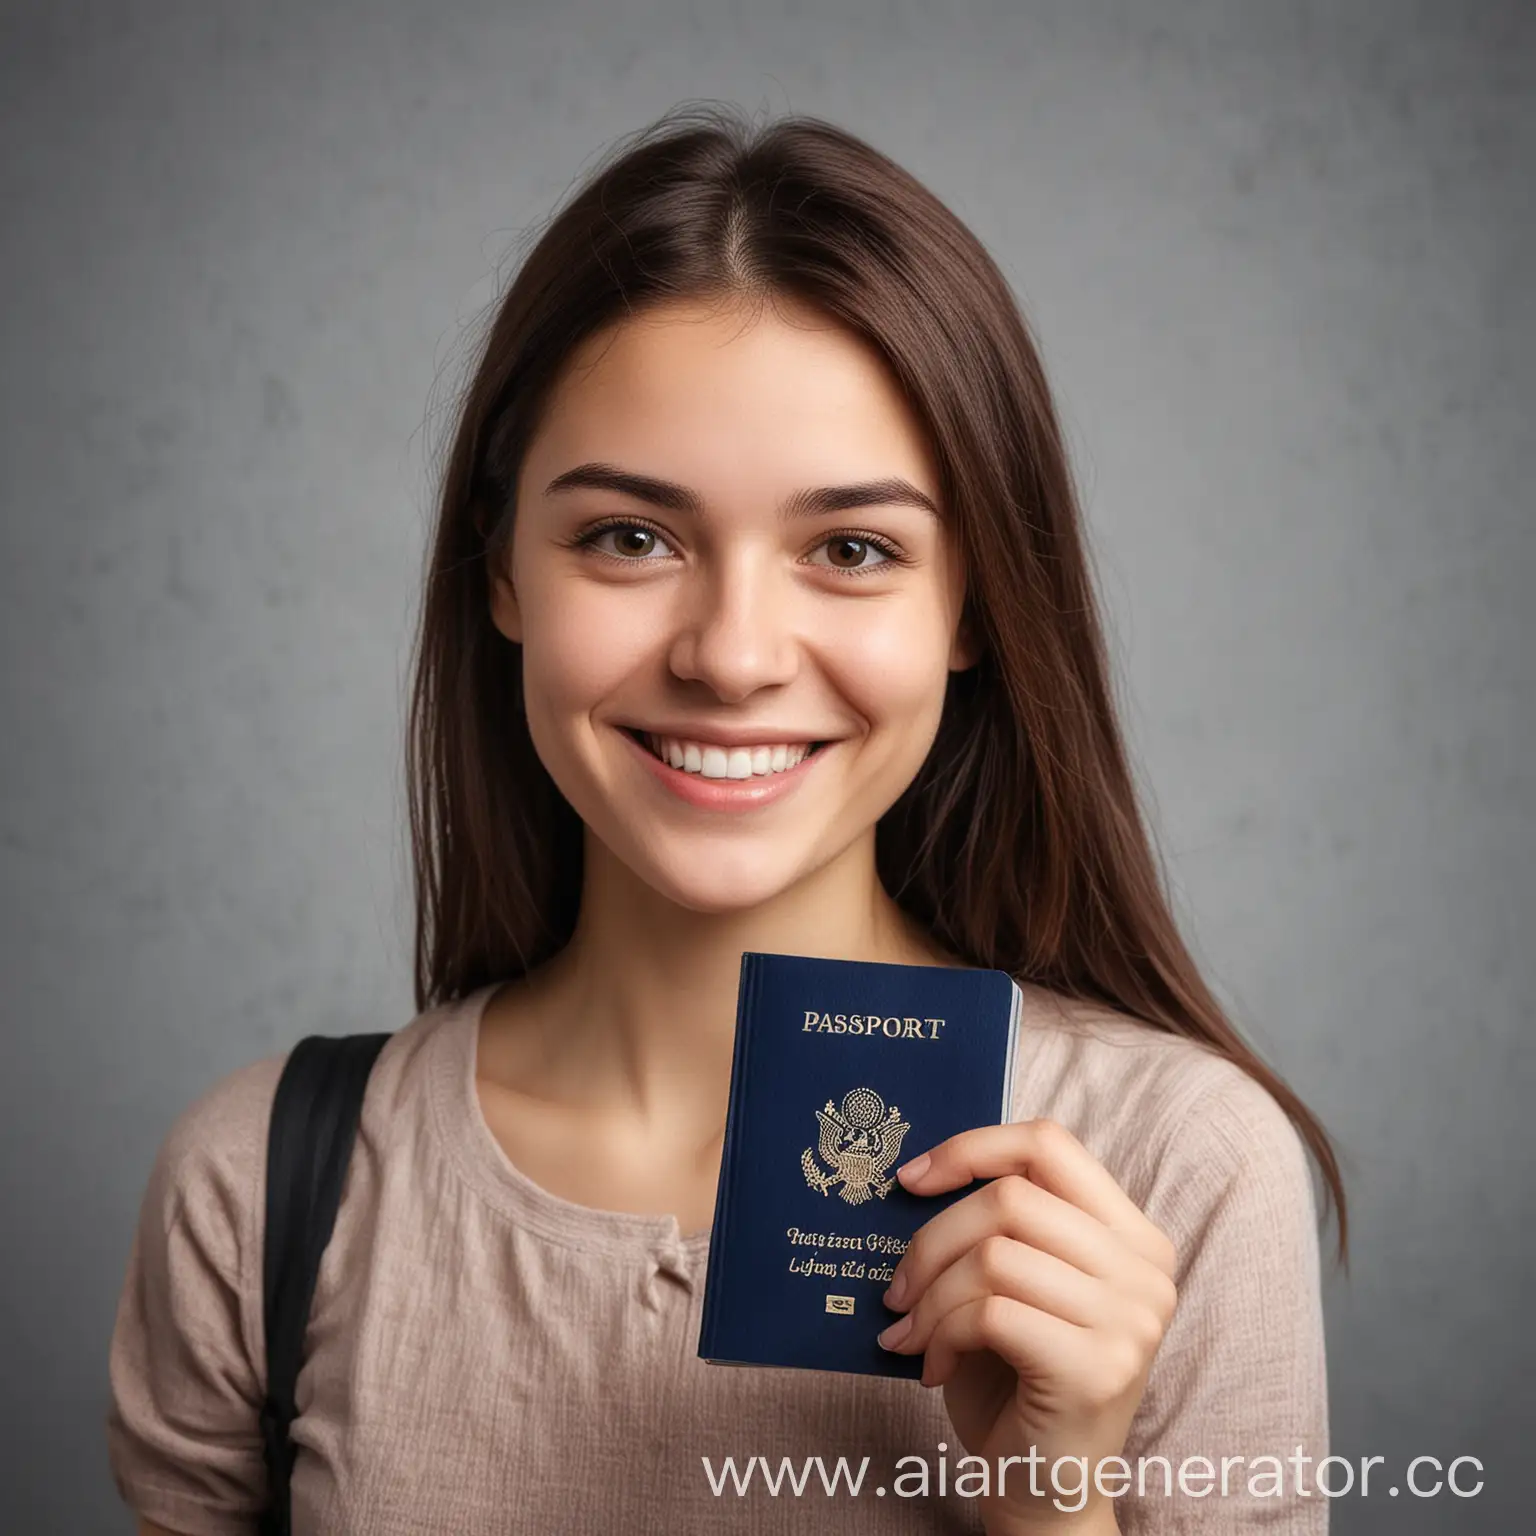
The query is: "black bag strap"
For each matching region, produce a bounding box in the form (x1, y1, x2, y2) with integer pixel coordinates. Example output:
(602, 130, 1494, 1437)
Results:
(258, 1031, 391, 1536)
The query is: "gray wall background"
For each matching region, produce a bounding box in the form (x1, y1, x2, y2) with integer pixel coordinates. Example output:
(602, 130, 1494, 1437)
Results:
(2, 0, 1531, 1530)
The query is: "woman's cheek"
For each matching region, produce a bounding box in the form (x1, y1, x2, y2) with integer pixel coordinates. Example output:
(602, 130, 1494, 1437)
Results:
(825, 602, 954, 718)
(524, 585, 664, 710)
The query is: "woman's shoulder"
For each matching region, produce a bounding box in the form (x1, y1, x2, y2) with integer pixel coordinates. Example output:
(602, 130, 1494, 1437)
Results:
(139, 1050, 290, 1252)
(1009, 980, 1317, 1236)
(136, 1002, 449, 1250)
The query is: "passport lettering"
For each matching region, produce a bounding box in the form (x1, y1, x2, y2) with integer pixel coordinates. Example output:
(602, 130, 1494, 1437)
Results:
(801, 1010, 947, 1039)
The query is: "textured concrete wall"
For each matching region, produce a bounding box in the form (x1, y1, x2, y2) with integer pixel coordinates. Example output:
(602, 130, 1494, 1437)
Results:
(2, 1, 1530, 1529)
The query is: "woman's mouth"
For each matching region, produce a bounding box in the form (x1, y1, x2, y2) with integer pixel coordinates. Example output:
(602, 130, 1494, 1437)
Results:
(617, 727, 832, 812)
(625, 729, 827, 780)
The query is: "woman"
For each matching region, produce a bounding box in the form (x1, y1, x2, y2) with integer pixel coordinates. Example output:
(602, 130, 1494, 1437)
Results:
(107, 105, 1344, 1535)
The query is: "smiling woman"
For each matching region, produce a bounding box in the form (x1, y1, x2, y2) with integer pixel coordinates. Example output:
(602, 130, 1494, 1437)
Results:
(487, 293, 976, 900)
(105, 103, 1343, 1536)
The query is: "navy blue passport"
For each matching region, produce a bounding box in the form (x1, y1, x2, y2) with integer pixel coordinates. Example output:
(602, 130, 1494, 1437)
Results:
(698, 951, 1024, 1379)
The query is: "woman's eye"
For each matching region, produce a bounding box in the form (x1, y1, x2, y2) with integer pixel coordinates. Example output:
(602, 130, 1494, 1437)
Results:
(583, 523, 675, 559)
(806, 535, 898, 572)
(577, 523, 900, 573)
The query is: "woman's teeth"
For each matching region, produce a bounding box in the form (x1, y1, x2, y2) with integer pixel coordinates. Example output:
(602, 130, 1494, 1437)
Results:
(641, 733, 816, 780)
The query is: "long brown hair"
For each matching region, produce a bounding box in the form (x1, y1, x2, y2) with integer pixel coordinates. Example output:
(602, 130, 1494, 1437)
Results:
(405, 102, 1347, 1261)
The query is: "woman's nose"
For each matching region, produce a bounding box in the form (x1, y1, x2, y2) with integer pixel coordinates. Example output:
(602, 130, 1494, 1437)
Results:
(666, 553, 799, 703)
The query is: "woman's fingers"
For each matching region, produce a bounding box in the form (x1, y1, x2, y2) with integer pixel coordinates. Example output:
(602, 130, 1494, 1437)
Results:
(913, 1292, 1086, 1389)
(880, 1230, 1176, 1392)
(885, 1170, 1176, 1324)
(880, 1231, 1102, 1355)
(898, 1118, 1178, 1278)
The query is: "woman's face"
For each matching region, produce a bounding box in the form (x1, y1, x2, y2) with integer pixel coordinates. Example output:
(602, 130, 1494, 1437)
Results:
(492, 293, 977, 914)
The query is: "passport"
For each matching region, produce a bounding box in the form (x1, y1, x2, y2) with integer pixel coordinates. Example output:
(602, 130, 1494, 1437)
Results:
(698, 950, 1024, 1379)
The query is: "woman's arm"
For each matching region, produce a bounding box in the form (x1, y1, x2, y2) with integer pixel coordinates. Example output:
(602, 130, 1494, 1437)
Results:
(107, 1058, 282, 1534)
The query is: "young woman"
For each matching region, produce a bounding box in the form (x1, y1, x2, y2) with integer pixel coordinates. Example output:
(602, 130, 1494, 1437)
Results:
(107, 106, 1345, 1536)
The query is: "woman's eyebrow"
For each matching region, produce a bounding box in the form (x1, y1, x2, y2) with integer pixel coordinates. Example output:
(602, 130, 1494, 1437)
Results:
(543, 461, 938, 519)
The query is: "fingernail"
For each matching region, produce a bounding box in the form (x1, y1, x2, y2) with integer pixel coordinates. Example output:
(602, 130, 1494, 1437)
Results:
(884, 1270, 908, 1309)
(897, 1153, 930, 1185)
(877, 1315, 913, 1351)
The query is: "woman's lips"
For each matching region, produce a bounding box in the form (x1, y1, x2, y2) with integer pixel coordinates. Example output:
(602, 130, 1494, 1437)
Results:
(618, 726, 828, 812)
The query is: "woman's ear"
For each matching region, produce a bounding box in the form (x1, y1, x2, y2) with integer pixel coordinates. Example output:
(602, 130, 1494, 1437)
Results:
(488, 551, 523, 645)
(948, 606, 983, 672)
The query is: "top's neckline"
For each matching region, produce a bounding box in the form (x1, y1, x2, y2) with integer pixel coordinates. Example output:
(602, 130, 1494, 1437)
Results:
(426, 982, 714, 1260)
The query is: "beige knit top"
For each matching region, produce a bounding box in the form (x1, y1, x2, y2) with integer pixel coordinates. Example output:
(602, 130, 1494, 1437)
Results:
(105, 979, 1329, 1534)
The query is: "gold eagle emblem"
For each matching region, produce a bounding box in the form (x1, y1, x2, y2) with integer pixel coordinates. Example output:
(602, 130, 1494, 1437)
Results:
(801, 1087, 911, 1205)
